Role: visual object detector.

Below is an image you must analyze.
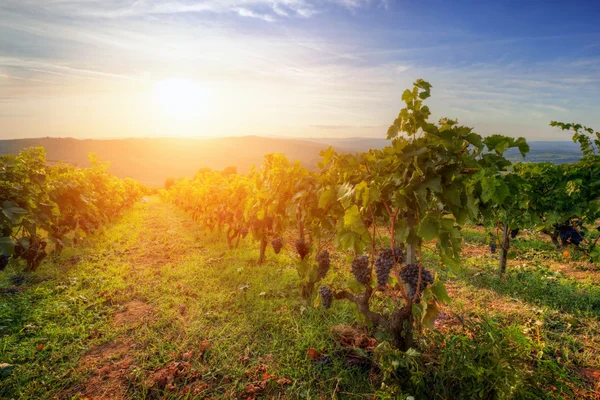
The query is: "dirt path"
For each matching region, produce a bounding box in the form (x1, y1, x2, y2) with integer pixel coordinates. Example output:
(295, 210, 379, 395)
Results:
(65, 199, 208, 399)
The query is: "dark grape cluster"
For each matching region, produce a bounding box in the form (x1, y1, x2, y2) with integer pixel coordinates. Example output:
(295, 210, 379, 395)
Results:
(295, 238, 309, 260)
(399, 263, 434, 299)
(558, 226, 584, 246)
(351, 255, 371, 285)
(392, 247, 404, 264)
(0, 254, 9, 271)
(597, 226, 600, 232)
(510, 228, 519, 239)
(241, 228, 249, 239)
(271, 237, 283, 254)
(489, 242, 497, 254)
(375, 248, 394, 287)
(316, 250, 330, 279)
(319, 286, 333, 309)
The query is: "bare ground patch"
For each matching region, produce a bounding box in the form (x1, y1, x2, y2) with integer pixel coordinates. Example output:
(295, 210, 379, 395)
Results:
(549, 261, 600, 283)
(462, 244, 491, 258)
(64, 300, 154, 399)
(64, 338, 135, 400)
(113, 300, 153, 328)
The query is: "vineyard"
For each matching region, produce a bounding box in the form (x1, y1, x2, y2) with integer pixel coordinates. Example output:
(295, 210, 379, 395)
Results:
(1, 80, 600, 399)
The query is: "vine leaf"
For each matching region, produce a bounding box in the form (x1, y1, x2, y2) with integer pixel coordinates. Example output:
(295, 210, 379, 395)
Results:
(0, 237, 15, 256)
(430, 279, 451, 304)
(2, 201, 28, 224)
(421, 301, 440, 329)
(418, 214, 439, 241)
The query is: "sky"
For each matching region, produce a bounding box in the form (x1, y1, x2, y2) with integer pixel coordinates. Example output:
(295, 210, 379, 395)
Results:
(1, 0, 599, 140)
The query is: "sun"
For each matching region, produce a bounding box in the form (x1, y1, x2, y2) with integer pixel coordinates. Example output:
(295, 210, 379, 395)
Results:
(153, 78, 207, 120)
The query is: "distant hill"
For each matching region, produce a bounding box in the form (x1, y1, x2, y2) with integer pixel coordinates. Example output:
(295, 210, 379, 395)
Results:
(0, 136, 333, 187)
(0, 137, 582, 187)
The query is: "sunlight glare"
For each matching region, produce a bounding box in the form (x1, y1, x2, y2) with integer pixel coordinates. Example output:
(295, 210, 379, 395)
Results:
(153, 78, 207, 120)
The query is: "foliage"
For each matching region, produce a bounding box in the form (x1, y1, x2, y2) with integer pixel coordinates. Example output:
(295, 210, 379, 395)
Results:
(317, 79, 527, 350)
(513, 121, 600, 261)
(0, 147, 146, 272)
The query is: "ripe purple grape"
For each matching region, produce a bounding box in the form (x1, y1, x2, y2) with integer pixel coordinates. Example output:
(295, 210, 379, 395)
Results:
(316, 250, 330, 279)
(399, 263, 434, 299)
(351, 255, 370, 285)
(271, 237, 283, 254)
(375, 248, 394, 287)
(319, 286, 333, 309)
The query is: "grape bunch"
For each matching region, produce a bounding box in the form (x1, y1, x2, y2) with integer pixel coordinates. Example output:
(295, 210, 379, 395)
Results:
(295, 238, 309, 260)
(351, 255, 371, 285)
(489, 242, 497, 254)
(510, 228, 519, 239)
(271, 237, 283, 254)
(558, 226, 584, 246)
(375, 248, 394, 287)
(240, 228, 249, 239)
(0, 254, 9, 271)
(316, 250, 330, 279)
(399, 263, 434, 299)
(392, 246, 404, 264)
(319, 286, 333, 309)
(597, 226, 600, 232)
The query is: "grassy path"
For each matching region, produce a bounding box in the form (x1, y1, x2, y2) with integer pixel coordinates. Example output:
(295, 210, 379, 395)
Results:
(0, 198, 367, 399)
(1, 199, 600, 399)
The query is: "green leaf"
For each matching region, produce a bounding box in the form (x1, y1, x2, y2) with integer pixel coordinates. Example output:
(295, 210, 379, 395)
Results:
(347, 279, 365, 294)
(418, 213, 439, 241)
(0, 237, 15, 256)
(1, 201, 28, 224)
(430, 279, 451, 304)
(343, 205, 363, 230)
(313, 291, 321, 308)
(318, 188, 335, 209)
(421, 300, 440, 329)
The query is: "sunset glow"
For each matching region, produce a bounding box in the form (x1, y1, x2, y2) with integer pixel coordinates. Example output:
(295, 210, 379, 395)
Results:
(2, 1, 599, 140)
(153, 79, 208, 121)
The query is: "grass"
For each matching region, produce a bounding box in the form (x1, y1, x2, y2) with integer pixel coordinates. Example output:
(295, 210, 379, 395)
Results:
(1, 198, 599, 399)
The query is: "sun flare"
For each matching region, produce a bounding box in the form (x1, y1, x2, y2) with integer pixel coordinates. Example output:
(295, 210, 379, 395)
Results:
(153, 78, 207, 120)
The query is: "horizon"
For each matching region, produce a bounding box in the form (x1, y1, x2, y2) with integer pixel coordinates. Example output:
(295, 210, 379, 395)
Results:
(1, 1, 600, 140)
(0, 134, 585, 143)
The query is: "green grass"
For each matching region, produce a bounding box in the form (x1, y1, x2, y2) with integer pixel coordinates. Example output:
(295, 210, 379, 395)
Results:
(1, 199, 599, 399)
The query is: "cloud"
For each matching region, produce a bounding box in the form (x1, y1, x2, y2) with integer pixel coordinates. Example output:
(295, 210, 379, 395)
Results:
(3, 0, 383, 21)
(1, 0, 599, 140)
(235, 7, 276, 22)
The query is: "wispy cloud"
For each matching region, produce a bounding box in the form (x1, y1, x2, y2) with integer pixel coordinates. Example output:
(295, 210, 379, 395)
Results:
(1, 0, 599, 139)
(3, 0, 384, 21)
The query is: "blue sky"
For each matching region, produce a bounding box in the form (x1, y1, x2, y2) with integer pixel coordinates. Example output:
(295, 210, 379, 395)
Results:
(1, 0, 599, 139)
